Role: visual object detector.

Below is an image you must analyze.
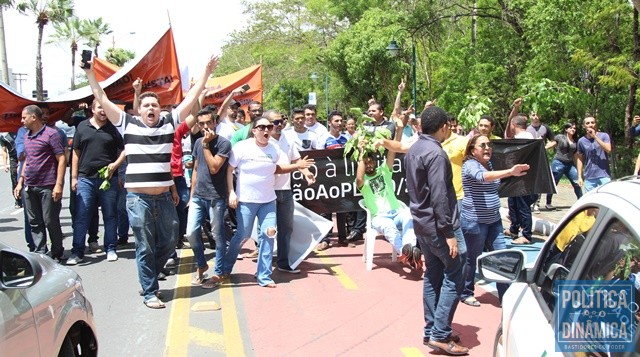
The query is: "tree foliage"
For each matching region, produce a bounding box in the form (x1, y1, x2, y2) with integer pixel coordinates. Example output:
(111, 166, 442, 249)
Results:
(104, 47, 134, 67)
(218, 0, 640, 174)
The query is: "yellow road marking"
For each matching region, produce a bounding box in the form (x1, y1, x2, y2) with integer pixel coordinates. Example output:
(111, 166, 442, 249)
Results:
(191, 301, 221, 311)
(220, 282, 245, 356)
(316, 250, 359, 290)
(164, 250, 194, 357)
(400, 347, 425, 357)
(188, 326, 225, 350)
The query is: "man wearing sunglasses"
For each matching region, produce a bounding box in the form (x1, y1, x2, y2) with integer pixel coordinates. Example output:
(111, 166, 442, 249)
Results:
(265, 110, 315, 272)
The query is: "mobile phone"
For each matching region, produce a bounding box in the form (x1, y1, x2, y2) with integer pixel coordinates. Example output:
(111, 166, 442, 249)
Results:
(81, 50, 92, 69)
(241, 84, 250, 91)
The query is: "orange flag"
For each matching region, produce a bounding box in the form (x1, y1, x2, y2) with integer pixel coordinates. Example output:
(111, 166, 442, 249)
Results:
(202, 65, 263, 111)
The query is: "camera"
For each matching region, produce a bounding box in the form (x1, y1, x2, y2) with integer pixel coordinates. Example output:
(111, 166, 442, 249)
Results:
(81, 50, 92, 69)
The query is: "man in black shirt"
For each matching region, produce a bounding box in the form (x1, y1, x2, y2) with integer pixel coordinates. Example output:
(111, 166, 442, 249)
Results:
(1, 132, 20, 208)
(67, 99, 125, 265)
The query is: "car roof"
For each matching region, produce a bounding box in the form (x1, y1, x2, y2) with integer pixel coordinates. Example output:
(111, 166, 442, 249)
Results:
(590, 177, 640, 208)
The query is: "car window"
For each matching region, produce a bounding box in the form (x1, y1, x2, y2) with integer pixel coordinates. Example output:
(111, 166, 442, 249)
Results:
(1, 251, 34, 287)
(576, 218, 640, 356)
(535, 207, 601, 311)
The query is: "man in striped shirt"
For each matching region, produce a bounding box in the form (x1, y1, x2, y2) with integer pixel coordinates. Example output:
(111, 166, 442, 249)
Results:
(83, 56, 218, 309)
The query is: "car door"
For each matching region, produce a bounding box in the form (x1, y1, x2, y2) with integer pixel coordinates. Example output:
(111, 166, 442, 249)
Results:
(565, 200, 640, 356)
(503, 205, 604, 357)
(0, 250, 40, 357)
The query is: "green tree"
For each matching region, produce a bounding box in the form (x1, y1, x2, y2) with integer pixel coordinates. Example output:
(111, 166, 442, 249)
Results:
(17, 0, 74, 100)
(47, 16, 82, 90)
(104, 47, 134, 67)
(80, 17, 112, 57)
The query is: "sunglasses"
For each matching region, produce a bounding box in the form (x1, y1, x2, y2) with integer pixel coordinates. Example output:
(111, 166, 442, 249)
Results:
(272, 120, 284, 126)
(477, 142, 493, 149)
(254, 124, 274, 131)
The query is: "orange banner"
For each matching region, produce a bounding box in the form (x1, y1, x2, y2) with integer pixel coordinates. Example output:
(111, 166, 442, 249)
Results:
(93, 28, 184, 106)
(202, 65, 263, 110)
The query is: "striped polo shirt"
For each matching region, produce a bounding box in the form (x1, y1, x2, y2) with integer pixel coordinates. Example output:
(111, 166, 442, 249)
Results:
(461, 159, 501, 224)
(23, 125, 64, 187)
(116, 111, 178, 188)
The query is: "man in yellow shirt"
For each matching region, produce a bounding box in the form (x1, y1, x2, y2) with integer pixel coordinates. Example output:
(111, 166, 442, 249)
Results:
(442, 116, 469, 202)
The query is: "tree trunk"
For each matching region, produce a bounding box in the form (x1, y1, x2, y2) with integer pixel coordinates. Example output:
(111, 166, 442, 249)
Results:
(471, 0, 477, 48)
(625, 8, 639, 147)
(70, 47, 76, 91)
(36, 23, 44, 101)
(634, 0, 640, 14)
(0, 8, 9, 84)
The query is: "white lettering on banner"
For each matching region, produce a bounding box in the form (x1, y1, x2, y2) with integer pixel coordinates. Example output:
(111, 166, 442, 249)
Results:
(292, 182, 361, 201)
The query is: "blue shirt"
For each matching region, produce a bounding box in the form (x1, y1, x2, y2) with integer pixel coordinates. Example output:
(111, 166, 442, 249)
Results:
(461, 159, 501, 224)
(577, 133, 611, 180)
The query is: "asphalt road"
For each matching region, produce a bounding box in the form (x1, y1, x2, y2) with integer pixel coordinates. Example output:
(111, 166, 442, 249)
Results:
(0, 167, 516, 356)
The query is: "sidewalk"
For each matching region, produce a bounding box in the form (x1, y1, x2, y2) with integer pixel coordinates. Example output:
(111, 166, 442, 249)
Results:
(500, 182, 580, 241)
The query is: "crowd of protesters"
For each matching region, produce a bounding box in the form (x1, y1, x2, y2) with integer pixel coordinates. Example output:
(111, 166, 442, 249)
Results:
(2, 56, 632, 354)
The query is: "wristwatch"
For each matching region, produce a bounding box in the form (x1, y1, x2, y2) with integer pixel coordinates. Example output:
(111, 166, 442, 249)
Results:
(202, 142, 209, 149)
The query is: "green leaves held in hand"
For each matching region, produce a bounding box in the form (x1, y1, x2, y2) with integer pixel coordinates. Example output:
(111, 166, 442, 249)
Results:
(98, 166, 110, 191)
(343, 112, 391, 162)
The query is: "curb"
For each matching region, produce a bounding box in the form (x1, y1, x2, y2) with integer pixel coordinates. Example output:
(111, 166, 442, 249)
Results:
(499, 207, 556, 237)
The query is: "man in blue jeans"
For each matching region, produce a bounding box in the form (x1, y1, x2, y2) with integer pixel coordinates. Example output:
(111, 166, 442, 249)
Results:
(67, 99, 125, 265)
(186, 108, 231, 287)
(84, 55, 218, 309)
(405, 106, 469, 355)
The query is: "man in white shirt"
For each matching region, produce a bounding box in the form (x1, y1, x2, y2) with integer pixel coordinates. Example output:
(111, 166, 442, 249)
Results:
(304, 104, 328, 137)
(216, 86, 247, 140)
(284, 107, 319, 151)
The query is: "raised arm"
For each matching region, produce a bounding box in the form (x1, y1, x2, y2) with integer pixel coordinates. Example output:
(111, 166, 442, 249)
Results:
(175, 56, 218, 122)
(83, 62, 123, 124)
(385, 114, 404, 170)
(505, 97, 522, 139)
(392, 79, 405, 116)
(217, 85, 247, 118)
(132, 78, 142, 113)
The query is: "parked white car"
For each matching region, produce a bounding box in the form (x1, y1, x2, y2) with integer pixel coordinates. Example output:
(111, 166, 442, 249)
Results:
(0, 242, 98, 356)
(478, 178, 640, 357)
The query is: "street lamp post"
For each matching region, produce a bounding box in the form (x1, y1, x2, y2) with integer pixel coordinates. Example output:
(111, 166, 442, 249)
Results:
(310, 71, 329, 117)
(386, 30, 417, 110)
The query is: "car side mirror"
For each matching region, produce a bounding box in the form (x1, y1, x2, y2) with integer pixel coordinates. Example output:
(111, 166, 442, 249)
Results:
(0, 250, 42, 288)
(477, 249, 526, 283)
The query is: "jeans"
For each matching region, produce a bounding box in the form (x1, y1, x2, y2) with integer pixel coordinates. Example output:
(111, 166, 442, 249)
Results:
(69, 177, 99, 240)
(352, 210, 366, 234)
(117, 181, 129, 239)
(371, 207, 416, 253)
(174, 176, 190, 239)
(460, 216, 508, 301)
(420, 227, 465, 342)
(507, 195, 537, 240)
(71, 177, 118, 258)
(320, 212, 347, 244)
(546, 159, 582, 204)
(222, 200, 277, 286)
(186, 197, 227, 275)
(25, 185, 64, 258)
(275, 190, 295, 269)
(584, 176, 611, 193)
(126, 191, 178, 301)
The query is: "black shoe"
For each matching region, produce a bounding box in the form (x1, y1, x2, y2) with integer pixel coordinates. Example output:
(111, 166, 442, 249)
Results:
(157, 271, 167, 280)
(337, 240, 355, 248)
(346, 231, 363, 242)
(117, 237, 129, 246)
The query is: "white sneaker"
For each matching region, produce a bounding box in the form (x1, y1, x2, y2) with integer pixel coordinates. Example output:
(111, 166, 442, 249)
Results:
(107, 251, 118, 262)
(532, 204, 540, 214)
(89, 242, 103, 253)
(66, 254, 83, 265)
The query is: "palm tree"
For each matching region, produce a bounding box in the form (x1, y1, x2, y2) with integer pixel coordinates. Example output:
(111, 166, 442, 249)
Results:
(0, 0, 14, 84)
(81, 17, 111, 57)
(16, 0, 74, 100)
(47, 16, 82, 90)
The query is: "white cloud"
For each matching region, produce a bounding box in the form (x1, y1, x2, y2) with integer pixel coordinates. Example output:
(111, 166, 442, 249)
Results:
(3, 1, 247, 97)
